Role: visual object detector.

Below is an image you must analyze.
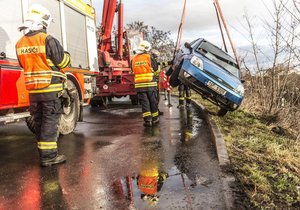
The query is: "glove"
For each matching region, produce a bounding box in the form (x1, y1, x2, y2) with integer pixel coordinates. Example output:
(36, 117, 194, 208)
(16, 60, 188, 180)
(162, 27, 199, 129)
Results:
(153, 70, 160, 77)
(59, 89, 71, 107)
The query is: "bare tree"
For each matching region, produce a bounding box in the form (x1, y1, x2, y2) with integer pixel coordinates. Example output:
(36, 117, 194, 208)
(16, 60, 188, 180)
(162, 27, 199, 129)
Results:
(126, 21, 175, 61)
(242, 0, 300, 136)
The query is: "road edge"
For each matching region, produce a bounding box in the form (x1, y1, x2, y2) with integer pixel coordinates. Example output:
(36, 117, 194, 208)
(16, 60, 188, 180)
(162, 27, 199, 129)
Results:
(192, 101, 230, 167)
(191, 100, 236, 210)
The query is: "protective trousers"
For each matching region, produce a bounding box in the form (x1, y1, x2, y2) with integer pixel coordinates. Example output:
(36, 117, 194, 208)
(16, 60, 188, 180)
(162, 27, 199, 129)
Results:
(29, 98, 62, 161)
(178, 83, 192, 106)
(138, 91, 159, 122)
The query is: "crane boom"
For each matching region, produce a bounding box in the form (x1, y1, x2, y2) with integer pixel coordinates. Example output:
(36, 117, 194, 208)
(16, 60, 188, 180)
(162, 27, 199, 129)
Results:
(100, 0, 118, 52)
(213, 0, 239, 67)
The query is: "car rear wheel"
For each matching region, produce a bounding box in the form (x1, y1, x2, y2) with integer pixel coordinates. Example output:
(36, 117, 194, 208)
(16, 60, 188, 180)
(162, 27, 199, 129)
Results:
(90, 96, 107, 107)
(217, 108, 228, 116)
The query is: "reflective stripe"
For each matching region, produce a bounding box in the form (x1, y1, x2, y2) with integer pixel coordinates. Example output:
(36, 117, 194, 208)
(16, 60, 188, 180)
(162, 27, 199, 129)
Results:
(135, 72, 154, 83)
(57, 53, 70, 69)
(16, 45, 46, 55)
(25, 71, 52, 76)
(179, 97, 185, 100)
(52, 71, 67, 79)
(143, 112, 151, 117)
(186, 96, 192, 99)
(152, 112, 159, 117)
(47, 54, 70, 69)
(28, 83, 63, 93)
(185, 132, 193, 138)
(134, 61, 147, 66)
(25, 79, 52, 86)
(135, 82, 157, 88)
(37, 141, 57, 150)
(47, 59, 54, 66)
(25, 70, 67, 79)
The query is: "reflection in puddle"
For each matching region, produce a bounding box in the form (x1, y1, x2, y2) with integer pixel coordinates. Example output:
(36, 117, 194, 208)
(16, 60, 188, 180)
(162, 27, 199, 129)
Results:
(105, 108, 209, 209)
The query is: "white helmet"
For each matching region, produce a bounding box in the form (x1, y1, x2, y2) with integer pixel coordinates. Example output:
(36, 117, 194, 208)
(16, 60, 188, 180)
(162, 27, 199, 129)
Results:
(136, 40, 151, 54)
(19, 4, 53, 31)
(151, 49, 160, 58)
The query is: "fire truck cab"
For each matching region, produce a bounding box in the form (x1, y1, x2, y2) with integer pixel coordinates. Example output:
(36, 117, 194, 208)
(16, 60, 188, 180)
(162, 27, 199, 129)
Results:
(0, 0, 98, 134)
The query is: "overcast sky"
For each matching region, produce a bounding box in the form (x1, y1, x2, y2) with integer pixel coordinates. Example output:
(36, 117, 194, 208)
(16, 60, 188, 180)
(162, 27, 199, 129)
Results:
(85, 0, 298, 68)
(87, 0, 275, 44)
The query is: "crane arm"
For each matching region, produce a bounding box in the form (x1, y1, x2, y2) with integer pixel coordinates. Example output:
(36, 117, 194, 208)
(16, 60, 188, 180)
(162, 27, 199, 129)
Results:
(213, 0, 239, 67)
(100, 0, 118, 52)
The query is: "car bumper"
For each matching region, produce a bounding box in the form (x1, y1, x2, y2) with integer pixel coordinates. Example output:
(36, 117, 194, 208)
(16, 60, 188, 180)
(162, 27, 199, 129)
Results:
(179, 60, 244, 110)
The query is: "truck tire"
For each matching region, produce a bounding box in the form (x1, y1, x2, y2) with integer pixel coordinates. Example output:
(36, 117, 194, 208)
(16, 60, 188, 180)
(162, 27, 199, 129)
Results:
(25, 80, 80, 135)
(217, 108, 228, 116)
(58, 79, 80, 135)
(90, 96, 106, 107)
(108, 96, 113, 102)
(25, 116, 35, 134)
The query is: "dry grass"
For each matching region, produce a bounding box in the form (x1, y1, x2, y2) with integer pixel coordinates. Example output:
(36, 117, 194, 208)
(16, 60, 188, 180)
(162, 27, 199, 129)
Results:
(192, 94, 300, 209)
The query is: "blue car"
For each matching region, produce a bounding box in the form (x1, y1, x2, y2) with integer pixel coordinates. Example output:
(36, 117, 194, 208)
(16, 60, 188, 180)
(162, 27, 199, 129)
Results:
(172, 38, 244, 115)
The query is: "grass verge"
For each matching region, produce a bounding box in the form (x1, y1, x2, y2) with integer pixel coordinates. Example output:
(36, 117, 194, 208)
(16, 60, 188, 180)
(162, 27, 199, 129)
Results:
(193, 94, 300, 209)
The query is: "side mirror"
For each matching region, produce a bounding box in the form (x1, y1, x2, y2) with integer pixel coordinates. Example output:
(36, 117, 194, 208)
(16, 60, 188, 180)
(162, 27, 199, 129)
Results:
(184, 42, 192, 53)
(184, 42, 192, 49)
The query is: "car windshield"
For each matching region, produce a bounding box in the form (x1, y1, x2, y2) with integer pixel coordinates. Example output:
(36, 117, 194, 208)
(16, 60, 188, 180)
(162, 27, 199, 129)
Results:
(195, 40, 240, 78)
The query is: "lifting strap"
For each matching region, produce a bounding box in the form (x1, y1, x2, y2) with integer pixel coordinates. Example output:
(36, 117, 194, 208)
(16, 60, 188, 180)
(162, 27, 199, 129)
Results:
(172, 0, 187, 61)
(213, 0, 240, 68)
(172, 0, 240, 69)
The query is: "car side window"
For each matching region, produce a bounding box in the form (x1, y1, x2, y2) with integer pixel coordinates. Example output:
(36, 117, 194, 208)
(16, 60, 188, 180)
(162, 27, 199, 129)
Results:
(189, 39, 198, 47)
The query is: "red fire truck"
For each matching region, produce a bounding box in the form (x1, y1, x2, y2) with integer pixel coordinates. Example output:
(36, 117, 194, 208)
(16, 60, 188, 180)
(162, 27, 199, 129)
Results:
(0, 0, 98, 134)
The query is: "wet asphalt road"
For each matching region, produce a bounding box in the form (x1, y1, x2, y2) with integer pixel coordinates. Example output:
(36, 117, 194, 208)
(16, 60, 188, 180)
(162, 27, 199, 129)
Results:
(0, 97, 227, 210)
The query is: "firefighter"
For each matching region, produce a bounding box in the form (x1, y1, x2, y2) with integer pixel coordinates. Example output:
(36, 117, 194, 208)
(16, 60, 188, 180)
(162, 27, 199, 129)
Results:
(151, 49, 173, 108)
(150, 49, 165, 116)
(16, 4, 71, 166)
(179, 107, 193, 142)
(178, 83, 192, 109)
(166, 63, 191, 109)
(137, 136, 168, 206)
(131, 41, 159, 127)
(137, 168, 168, 205)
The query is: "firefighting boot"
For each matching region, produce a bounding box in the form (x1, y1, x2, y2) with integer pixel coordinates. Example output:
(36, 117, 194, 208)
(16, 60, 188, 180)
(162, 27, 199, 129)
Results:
(152, 117, 160, 125)
(177, 97, 185, 109)
(158, 109, 164, 116)
(186, 103, 191, 110)
(41, 154, 66, 167)
(177, 104, 185, 109)
(143, 121, 153, 127)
